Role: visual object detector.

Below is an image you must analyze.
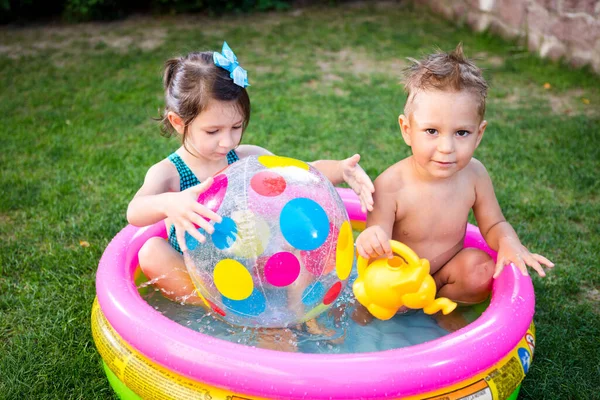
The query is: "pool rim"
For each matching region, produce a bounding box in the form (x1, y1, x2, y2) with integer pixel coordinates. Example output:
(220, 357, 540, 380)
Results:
(96, 211, 535, 399)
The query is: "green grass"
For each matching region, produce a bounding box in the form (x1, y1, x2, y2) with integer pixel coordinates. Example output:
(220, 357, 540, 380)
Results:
(1, 3, 599, 399)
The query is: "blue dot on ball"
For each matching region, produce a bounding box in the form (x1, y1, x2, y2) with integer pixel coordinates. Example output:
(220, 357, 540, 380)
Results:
(212, 217, 238, 250)
(185, 230, 205, 251)
(280, 198, 329, 251)
(223, 289, 266, 316)
(302, 281, 325, 306)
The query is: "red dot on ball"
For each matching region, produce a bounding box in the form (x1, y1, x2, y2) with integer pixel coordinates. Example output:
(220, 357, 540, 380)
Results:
(250, 171, 287, 197)
(207, 299, 226, 316)
(323, 281, 342, 305)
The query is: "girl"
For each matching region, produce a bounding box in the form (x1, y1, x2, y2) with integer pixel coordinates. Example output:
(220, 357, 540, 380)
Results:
(127, 42, 375, 306)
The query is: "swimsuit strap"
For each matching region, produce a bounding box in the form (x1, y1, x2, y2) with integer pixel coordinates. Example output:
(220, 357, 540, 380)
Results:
(168, 150, 239, 191)
(167, 149, 239, 254)
(226, 149, 239, 164)
(168, 153, 200, 192)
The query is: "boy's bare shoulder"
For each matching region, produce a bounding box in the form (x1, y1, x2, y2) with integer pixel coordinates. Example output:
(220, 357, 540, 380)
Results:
(374, 158, 411, 193)
(465, 157, 490, 179)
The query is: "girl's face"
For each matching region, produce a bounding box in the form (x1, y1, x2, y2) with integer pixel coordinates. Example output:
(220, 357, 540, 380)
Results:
(184, 100, 245, 161)
(399, 89, 487, 180)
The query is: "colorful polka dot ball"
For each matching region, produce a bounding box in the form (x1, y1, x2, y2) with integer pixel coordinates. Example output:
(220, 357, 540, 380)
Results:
(183, 155, 355, 328)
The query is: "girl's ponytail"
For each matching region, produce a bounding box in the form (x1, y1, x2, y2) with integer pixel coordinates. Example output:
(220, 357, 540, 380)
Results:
(163, 57, 180, 92)
(159, 57, 182, 137)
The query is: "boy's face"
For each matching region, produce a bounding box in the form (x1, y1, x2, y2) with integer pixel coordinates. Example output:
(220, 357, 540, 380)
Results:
(399, 89, 487, 179)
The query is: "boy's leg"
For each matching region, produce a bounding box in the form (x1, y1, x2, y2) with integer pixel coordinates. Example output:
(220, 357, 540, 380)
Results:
(287, 267, 337, 336)
(433, 247, 494, 305)
(350, 303, 375, 325)
(138, 237, 205, 306)
(256, 328, 298, 352)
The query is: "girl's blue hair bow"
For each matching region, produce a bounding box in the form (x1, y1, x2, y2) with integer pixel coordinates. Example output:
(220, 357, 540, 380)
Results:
(213, 42, 249, 88)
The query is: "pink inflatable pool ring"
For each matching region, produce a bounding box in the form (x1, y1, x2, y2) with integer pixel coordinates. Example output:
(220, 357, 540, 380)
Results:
(92, 188, 536, 400)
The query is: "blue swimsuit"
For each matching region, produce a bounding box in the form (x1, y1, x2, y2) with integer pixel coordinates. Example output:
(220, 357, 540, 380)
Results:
(167, 150, 239, 253)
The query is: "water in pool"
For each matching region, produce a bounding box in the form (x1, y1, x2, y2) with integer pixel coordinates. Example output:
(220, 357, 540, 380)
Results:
(140, 273, 477, 354)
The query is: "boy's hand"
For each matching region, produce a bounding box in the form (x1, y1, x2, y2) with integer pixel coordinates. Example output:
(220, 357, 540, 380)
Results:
(493, 237, 554, 278)
(166, 177, 223, 252)
(340, 154, 375, 214)
(356, 226, 393, 259)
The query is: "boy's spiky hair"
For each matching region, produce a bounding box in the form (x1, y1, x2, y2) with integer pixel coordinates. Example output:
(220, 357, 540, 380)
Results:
(403, 43, 488, 118)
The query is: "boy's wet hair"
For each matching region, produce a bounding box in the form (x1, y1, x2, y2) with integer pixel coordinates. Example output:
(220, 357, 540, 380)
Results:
(403, 43, 488, 118)
(159, 51, 251, 149)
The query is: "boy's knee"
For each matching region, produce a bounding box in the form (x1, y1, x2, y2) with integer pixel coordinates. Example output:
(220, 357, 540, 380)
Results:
(435, 248, 494, 305)
(461, 249, 494, 299)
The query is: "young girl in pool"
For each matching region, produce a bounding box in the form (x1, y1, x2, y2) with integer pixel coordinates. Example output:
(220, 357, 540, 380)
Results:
(127, 43, 374, 312)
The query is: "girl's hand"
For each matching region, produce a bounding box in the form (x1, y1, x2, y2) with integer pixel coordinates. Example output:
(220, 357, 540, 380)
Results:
(165, 177, 223, 252)
(355, 226, 393, 260)
(493, 237, 554, 278)
(341, 154, 375, 214)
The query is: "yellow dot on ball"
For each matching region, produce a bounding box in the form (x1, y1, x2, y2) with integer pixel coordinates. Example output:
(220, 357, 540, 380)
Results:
(229, 210, 270, 258)
(214, 259, 254, 300)
(258, 155, 310, 170)
(335, 221, 354, 280)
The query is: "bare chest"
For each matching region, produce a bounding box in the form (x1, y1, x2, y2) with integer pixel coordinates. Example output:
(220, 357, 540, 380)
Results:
(392, 182, 475, 268)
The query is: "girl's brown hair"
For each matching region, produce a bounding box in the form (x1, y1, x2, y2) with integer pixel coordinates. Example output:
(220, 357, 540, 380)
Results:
(403, 43, 488, 119)
(160, 51, 251, 149)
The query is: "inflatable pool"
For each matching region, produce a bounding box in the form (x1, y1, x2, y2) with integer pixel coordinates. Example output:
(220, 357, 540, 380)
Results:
(92, 188, 535, 400)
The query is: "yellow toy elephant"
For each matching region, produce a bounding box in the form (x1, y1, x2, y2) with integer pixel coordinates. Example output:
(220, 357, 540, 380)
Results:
(353, 240, 457, 320)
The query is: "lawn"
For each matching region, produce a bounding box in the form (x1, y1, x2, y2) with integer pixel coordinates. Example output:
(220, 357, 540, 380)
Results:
(0, 2, 599, 399)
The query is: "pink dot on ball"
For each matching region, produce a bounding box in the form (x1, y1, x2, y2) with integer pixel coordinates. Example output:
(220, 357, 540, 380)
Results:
(196, 174, 228, 222)
(300, 222, 338, 276)
(264, 252, 300, 287)
(250, 171, 287, 197)
(323, 281, 342, 305)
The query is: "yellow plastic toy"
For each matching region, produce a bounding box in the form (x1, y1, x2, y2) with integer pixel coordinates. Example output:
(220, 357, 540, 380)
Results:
(353, 240, 457, 320)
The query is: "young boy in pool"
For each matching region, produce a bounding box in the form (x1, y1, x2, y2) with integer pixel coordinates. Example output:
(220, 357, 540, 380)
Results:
(355, 44, 554, 318)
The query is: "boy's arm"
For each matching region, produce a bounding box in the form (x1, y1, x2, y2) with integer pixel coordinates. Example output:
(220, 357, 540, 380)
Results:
(355, 170, 398, 259)
(472, 160, 553, 277)
(471, 159, 510, 248)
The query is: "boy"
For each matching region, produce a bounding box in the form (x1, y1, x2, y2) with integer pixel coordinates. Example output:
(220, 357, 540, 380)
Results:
(355, 44, 554, 307)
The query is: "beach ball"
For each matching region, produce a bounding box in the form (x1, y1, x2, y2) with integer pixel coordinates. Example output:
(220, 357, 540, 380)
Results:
(184, 155, 355, 328)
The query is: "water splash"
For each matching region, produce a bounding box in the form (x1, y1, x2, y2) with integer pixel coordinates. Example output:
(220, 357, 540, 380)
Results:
(140, 275, 466, 354)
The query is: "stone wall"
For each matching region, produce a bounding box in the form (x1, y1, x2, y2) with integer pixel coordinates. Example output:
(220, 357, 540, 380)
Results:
(415, 0, 600, 73)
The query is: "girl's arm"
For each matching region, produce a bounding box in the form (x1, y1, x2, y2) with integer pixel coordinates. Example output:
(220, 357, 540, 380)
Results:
(310, 154, 374, 213)
(127, 161, 179, 227)
(126, 161, 221, 243)
(308, 159, 345, 185)
(237, 147, 374, 212)
(239, 146, 347, 184)
(235, 144, 274, 158)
